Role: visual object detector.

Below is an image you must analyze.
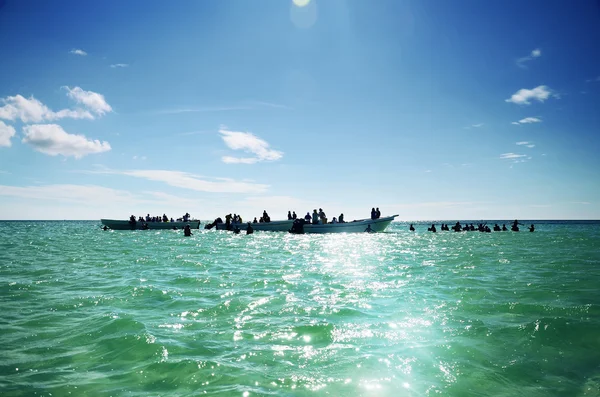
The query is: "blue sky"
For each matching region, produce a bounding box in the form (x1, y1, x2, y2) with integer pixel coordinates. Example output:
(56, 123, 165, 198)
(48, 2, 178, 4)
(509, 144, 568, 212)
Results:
(0, 0, 599, 220)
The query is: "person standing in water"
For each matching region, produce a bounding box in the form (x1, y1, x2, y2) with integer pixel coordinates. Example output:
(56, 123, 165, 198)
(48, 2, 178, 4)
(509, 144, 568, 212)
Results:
(529, 224, 535, 232)
(246, 222, 254, 235)
(409, 224, 415, 231)
(184, 224, 193, 237)
(365, 224, 374, 233)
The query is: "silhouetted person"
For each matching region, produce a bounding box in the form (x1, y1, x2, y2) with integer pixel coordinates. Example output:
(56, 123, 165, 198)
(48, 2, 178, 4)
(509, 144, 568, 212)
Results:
(409, 224, 415, 231)
(246, 222, 254, 235)
(365, 224, 374, 233)
(529, 224, 535, 232)
(184, 225, 192, 237)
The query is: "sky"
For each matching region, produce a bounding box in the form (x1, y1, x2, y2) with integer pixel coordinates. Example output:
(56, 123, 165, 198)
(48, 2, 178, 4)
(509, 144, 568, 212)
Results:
(0, 0, 599, 221)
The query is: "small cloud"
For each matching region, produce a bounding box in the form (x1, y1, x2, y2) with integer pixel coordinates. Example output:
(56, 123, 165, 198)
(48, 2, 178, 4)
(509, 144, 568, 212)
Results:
(516, 142, 535, 148)
(219, 128, 283, 164)
(0, 121, 16, 147)
(513, 117, 542, 124)
(110, 63, 129, 68)
(471, 123, 484, 128)
(0, 94, 93, 123)
(500, 153, 527, 159)
(516, 48, 542, 68)
(63, 86, 112, 116)
(585, 76, 600, 83)
(132, 155, 147, 160)
(70, 48, 87, 56)
(22, 124, 111, 158)
(506, 86, 553, 105)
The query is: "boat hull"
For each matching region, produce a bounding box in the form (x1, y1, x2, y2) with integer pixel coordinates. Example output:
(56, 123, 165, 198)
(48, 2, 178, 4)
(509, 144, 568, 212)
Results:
(302, 215, 397, 234)
(101, 219, 201, 230)
(215, 219, 294, 232)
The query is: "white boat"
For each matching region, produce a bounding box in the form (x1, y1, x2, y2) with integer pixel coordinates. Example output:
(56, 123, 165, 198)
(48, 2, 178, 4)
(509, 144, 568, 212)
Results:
(215, 219, 294, 232)
(301, 215, 398, 234)
(101, 219, 201, 230)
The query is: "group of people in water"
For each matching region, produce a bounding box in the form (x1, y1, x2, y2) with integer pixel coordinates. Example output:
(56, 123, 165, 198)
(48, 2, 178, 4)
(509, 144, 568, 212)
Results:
(411, 219, 535, 233)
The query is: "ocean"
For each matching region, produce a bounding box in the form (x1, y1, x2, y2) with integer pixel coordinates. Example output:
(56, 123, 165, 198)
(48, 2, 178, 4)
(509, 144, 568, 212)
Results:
(1, 220, 599, 396)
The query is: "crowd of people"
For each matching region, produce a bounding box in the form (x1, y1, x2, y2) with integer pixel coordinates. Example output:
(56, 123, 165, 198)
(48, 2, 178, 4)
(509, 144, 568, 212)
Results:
(129, 212, 192, 224)
(412, 219, 535, 233)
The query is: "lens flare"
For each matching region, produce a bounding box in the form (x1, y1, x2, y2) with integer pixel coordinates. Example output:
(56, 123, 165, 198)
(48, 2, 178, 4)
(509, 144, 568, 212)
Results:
(293, 0, 311, 7)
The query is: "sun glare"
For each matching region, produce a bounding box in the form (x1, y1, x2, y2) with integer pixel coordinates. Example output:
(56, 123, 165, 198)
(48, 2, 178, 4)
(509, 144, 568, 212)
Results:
(292, 0, 311, 7)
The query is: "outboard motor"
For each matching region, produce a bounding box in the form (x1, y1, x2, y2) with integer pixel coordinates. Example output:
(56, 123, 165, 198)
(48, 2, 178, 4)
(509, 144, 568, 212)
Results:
(289, 219, 305, 234)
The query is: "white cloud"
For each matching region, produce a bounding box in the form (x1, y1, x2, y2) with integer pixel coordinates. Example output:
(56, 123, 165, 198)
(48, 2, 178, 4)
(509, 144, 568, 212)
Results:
(0, 121, 16, 147)
(500, 153, 527, 159)
(516, 141, 536, 148)
(506, 85, 553, 105)
(110, 63, 129, 68)
(471, 123, 484, 128)
(516, 48, 541, 68)
(0, 94, 94, 123)
(513, 117, 542, 124)
(83, 168, 269, 194)
(219, 128, 283, 164)
(22, 124, 111, 158)
(63, 86, 112, 116)
(70, 49, 87, 56)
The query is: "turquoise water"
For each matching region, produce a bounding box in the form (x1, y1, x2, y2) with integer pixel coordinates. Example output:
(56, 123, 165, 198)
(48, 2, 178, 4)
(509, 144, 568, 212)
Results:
(1, 221, 600, 396)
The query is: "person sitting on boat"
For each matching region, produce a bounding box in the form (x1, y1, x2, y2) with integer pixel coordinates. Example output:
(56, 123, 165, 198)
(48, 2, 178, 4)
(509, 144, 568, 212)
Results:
(146, 214, 150, 222)
(246, 222, 254, 234)
(170, 218, 174, 223)
(371, 208, 377, 220)
(365, 224, 374, 233)
(292, 211, 297, 220)
(409, 224, 415, 231)
(331, 217, 338, 224)
(233, 214, 238, 224)
(529, 224, 535, 232)
(312, 209, 319, 224)
(502, 224, 508, 231)
(339, 213, 345, 223)
(493, 224, 501, 231)
(319, 208, 327, 224)
(262, 210, 271, 223)
(376, 207, 381, 219)
(288, 211, 292, 220)
(129, 215, 136, 227)
(305, 212, 312, 222)
(184, 224, 193, 236)
(253, 217, 258, 223)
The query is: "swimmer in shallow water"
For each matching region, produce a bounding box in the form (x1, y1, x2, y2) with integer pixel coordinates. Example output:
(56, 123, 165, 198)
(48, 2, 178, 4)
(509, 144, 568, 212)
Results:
(184, 224, 193, 237)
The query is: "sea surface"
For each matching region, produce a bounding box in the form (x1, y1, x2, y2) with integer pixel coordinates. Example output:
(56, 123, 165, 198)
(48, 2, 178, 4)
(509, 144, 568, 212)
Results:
(1, 220, 600, 397)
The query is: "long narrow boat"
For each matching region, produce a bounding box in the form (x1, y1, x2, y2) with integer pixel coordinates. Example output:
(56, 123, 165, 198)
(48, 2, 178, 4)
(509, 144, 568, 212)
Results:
(101, 219, 201, 230)
(302, 215, 398, 234)
(215, 219, 294, 232)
